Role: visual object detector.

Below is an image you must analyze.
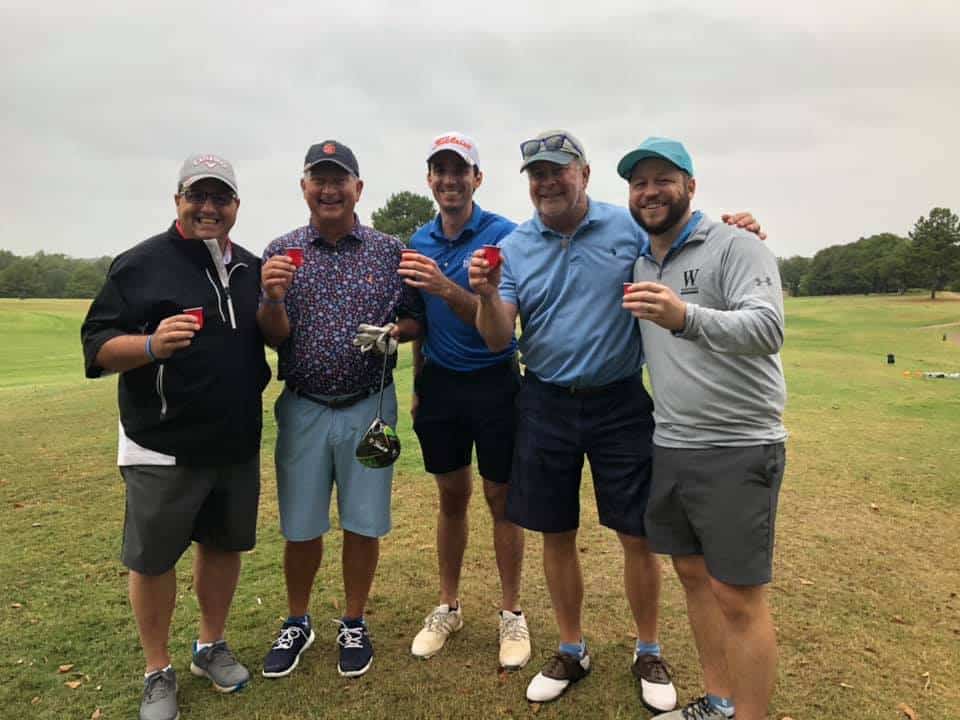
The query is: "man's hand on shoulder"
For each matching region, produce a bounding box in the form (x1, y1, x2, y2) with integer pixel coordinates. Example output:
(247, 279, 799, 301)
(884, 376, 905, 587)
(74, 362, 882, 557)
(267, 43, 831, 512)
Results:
(721, 212, 767, 241)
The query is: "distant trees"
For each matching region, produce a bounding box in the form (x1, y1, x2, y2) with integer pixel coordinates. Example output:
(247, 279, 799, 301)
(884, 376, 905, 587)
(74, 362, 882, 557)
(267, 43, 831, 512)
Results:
(0, 251, 111, 298)
(778, 207, 959, 298)
(777, 256, 811, 297)
(909, 208, 960, 299)
(371, 191, 436, 245)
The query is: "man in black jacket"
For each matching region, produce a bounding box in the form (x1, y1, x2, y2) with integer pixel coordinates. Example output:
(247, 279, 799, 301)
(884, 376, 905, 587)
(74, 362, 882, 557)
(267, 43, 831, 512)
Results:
(81, 154, 270, 720)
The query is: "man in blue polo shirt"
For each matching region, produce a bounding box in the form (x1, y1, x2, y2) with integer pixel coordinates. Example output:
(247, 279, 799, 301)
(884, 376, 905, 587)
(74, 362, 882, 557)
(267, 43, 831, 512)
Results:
(397, 132, 531, 670)
(470, 129, 762, 711)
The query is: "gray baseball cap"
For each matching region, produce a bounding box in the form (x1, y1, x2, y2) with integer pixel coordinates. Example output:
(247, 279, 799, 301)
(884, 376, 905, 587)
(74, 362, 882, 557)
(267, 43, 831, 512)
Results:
(519, 129, 587, 172)
(178, 153, 238, 194)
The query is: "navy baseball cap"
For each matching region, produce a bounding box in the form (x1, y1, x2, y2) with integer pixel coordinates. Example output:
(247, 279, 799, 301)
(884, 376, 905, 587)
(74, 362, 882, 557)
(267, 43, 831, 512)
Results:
(304, 140, 359, 177)
(617, 137, 694, 180)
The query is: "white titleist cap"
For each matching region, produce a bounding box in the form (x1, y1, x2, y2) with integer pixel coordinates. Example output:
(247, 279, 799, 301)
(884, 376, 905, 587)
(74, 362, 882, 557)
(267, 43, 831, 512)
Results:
(427, 131, 480, 167)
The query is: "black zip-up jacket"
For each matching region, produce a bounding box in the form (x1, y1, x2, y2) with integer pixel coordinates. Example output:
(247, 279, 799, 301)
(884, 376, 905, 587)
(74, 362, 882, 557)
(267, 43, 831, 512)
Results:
(81, 222, 271, 466)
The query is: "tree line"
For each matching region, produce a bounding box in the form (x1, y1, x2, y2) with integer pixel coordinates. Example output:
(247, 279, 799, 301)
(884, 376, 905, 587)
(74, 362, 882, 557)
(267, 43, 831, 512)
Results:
(4, 204, 956, 301)
(778, 207, 960, 299)
(0, 250, 112, 299)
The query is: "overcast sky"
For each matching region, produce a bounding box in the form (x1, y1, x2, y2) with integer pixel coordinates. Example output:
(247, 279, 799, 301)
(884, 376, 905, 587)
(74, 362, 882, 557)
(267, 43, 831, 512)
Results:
(2, 0, 957, 260)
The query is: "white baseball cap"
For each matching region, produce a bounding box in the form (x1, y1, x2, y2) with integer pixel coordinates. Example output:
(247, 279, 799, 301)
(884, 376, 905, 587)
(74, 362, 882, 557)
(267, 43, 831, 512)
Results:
(427, 131, 480, 168)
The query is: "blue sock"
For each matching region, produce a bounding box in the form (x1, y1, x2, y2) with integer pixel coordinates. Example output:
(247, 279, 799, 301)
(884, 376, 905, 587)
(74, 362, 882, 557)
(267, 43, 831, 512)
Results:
(286, 614, 311, 631)
(558, 639, 586, 659)
(706, 694, 735, 718)
(341, 615, 365, 628)
(635, 641, 662, 658)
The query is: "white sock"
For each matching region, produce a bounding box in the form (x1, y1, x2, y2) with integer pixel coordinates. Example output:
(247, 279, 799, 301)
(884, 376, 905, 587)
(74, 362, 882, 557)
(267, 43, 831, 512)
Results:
(145, 664, 172, 679)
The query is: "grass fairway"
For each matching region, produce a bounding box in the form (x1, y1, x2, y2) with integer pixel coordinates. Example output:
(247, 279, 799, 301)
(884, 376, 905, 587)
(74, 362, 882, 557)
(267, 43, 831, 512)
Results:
(1, 295, 958, 720)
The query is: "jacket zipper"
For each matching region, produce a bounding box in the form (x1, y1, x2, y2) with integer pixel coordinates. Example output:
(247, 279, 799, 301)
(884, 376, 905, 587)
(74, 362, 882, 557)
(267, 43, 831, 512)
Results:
(205, 263, 246, 330)
(156, 364, 168, 416)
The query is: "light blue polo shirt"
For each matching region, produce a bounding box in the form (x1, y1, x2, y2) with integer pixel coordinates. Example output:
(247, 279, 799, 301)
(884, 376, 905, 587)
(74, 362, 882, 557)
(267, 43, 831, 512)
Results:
(410, 203, 518, 371)
(499, 199, 646, 387)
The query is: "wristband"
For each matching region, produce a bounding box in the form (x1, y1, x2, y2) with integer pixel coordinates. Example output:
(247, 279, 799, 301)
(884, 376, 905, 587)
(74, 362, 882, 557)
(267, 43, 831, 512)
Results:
(261, 294, 285, 306)
(145, 334, 157, 362)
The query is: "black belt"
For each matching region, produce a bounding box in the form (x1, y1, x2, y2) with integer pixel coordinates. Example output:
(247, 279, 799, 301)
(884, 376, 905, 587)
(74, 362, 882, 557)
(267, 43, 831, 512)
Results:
(287, 380, 392, 410)
(524, 371, 638, 397)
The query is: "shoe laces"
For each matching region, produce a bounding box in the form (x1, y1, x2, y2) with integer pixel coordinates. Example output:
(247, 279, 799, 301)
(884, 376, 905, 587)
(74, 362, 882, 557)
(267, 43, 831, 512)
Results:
(143, 670, 174, 702)
(500, 613, 529, 642)
(334, 620, 366, 649)
(423, 606, 458, 633)
(682, 696, 721, 720)
(635, 653, 673, 683)
(271, 625, 307, 651)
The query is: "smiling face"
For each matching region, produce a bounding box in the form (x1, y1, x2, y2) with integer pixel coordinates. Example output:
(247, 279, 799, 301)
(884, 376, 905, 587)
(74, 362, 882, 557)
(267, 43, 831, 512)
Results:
(525, 159, 590, 234)
(301, 163, 363, 231)
(174, 178, 239, 240)
(627, 157, 696, 236)
(427, 150, 482, 216)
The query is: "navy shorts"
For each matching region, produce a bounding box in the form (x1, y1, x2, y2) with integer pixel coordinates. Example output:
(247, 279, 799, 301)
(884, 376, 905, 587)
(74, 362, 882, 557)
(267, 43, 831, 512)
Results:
(413, 359, 520, 484)
(506, 372, 654, 536)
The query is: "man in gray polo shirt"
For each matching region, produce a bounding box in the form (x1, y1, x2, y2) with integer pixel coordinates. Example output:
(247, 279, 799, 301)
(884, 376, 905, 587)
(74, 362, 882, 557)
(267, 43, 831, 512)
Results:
(621, 137, 786, 720)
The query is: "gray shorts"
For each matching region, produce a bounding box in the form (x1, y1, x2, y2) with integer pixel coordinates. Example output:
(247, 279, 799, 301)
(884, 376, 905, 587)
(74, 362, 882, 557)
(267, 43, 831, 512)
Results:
(645, 443, 785, 586)
(119, 455, 260, 575)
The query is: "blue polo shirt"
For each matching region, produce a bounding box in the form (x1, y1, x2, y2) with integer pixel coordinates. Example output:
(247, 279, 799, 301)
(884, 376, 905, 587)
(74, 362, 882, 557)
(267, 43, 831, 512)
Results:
(499, 199, 646, 387)
(410, 203, 518, 371)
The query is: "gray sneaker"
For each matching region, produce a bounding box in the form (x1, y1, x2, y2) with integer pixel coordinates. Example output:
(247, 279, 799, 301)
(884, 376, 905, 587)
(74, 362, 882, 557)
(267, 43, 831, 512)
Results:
(189, 640, 250, 693)
(653, 695, 731, 719)
(140, 667, 179, 720)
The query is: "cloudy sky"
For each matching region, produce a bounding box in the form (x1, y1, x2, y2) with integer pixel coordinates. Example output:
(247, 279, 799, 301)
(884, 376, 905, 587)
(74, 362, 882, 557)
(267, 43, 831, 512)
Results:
(2, 0, 956, 260)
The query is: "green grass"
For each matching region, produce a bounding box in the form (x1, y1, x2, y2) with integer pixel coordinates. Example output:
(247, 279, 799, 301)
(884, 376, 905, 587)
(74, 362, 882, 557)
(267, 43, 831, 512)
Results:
(1, 295, 958, 719)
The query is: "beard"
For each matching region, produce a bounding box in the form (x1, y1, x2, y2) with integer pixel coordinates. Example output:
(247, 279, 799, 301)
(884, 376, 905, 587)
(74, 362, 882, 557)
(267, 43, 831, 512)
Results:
(631, 192, 690, 236)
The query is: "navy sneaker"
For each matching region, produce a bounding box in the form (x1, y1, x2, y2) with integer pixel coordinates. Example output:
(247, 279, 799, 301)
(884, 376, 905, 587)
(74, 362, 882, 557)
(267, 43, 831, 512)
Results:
(262, 621, 315, 678)
(335, 618, 373, 678)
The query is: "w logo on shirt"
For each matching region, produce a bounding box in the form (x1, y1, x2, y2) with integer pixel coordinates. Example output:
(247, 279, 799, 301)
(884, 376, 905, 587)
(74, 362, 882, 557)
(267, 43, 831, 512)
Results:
(680, 268, 700, 296)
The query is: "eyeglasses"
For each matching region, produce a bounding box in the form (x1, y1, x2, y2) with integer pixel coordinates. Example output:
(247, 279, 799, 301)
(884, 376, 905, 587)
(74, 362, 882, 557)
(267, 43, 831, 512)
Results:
(520, 134, 584, 161)
(179, 189, 237, 207)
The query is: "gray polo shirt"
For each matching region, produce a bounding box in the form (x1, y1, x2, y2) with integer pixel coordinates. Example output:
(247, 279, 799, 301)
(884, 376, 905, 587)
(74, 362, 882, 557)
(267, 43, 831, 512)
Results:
(633, 213, 787, 448)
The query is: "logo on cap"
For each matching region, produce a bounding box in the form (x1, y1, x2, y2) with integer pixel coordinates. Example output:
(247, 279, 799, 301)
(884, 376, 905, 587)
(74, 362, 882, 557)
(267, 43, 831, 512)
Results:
(434, 135, 474, 152)
(323, 143, 337, 155)
(193, 154, 229, 170)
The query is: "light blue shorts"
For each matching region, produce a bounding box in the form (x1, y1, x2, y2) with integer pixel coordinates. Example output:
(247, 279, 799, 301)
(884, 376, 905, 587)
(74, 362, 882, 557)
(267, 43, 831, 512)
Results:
(274, 385, 397, 540)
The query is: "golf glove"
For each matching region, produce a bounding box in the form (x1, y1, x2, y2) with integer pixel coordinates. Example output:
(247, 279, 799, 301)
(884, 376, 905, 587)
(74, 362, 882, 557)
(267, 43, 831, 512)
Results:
(353, 323, 398, 355)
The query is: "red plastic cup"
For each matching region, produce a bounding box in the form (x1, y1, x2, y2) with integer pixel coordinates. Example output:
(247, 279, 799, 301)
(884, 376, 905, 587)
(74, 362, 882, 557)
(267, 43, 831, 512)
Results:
(184, 306, 204, 329)
(481, 244, 501, 269)
(623, 282, 633, 296)
(287, 247, 304, 268)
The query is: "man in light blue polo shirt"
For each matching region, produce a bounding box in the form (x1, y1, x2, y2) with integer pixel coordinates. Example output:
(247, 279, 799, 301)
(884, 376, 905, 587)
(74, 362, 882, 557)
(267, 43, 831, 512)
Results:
(397, 132, 531, 670)
(470, 129, 762, 711)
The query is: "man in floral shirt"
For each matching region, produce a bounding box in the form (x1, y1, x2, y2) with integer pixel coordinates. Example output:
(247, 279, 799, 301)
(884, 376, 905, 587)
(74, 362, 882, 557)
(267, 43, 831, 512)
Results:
(257, 140, 422, 680)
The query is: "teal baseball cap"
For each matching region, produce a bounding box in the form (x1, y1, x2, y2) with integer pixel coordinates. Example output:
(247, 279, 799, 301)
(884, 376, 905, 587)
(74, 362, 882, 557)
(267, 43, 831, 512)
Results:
(617, 137, 694, 180)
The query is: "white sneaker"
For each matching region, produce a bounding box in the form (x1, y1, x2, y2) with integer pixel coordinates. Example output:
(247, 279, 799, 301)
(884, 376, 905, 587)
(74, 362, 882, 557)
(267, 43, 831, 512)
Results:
(525, 651, 591, 702)
(411, 603, 463, 659)
(498, 611, 531, 670)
